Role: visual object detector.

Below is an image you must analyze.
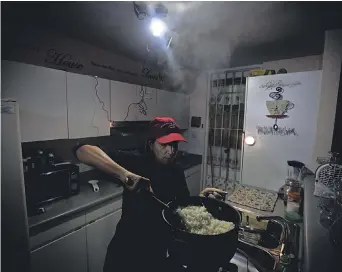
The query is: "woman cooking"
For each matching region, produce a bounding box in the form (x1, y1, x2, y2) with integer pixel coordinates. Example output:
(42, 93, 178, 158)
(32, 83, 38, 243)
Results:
(75, 117, 226, 272)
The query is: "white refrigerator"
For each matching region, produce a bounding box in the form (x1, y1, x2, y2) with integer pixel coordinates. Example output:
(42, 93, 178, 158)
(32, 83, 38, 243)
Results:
(241, 71, 322, 192)
(1, 99, 30, 271)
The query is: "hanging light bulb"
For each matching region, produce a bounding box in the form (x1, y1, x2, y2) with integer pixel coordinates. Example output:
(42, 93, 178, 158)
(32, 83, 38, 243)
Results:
(150, 18, 167, 37)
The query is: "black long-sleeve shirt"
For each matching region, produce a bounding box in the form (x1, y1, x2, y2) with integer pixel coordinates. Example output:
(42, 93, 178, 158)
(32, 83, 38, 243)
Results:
(75, 145, 190, 272)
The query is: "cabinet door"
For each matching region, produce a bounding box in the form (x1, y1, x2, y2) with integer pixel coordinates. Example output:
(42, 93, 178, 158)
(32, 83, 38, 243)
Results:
(186, 170, 201, 196)
(136, 87, 158, 121)
(111, 81, 138, 121)
(67, 73, 110, 138)
(30, 227, 87, 272)
(1, 61, 68, 142)
(87, 209, 122, 272)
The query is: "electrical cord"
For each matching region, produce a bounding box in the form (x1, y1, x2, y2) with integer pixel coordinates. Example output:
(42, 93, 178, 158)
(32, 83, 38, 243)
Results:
(94, 76, 110, 122)
(92, 76, 111, 135)
(123, 85, 148, 121)
(123, 50, 151, 121)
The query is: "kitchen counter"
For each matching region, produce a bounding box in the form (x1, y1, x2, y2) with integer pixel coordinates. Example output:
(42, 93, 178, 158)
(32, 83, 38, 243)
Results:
(28, 176, 123, 236)
(28, 154, 202, 236)
(303, 175, 340, 272)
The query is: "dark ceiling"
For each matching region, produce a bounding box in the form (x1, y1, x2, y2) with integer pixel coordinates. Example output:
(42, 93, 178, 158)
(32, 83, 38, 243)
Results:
(2, 1, 342, 70)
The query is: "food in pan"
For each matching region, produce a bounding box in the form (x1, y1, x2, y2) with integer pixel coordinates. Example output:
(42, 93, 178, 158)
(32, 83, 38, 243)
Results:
(178, 205, 235, 235)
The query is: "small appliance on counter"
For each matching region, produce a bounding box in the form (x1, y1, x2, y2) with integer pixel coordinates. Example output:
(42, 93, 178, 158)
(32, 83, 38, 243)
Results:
(278, 160, 305, 222)
(23, 149, 80, 216)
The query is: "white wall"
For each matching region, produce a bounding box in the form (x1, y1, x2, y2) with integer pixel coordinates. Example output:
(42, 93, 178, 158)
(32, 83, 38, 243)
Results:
(312, 29, 342, 169)
(179, 72, 209, 154)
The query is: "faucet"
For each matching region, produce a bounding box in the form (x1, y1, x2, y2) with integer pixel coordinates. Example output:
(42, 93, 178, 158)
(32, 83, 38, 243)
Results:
(256, 216, 299, 271)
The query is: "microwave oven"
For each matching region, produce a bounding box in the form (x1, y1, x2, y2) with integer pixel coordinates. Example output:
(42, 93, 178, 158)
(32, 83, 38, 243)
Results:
(25, 163, 80, 214)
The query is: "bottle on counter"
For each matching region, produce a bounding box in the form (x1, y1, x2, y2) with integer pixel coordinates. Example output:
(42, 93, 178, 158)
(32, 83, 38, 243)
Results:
(47, 151, 55, 166)
(284, 179, 303, 222)
(22, 158, 29, 173)
(27, 157, 34, 172)
(35, 149, 46, 172)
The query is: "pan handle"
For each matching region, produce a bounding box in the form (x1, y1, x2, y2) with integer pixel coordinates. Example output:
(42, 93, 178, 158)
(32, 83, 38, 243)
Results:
(150, 194, 170, 210)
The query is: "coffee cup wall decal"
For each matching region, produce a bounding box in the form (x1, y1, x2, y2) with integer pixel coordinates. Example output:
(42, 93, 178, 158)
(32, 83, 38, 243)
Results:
(265, 86, 295, 131)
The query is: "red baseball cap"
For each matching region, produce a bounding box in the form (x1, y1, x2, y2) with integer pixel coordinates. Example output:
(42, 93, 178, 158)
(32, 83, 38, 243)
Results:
(149, 117, 186, 144)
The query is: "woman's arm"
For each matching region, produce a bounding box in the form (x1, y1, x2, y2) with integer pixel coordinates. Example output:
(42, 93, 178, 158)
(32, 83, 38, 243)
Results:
(200, 188, 228, 201)
(76, 145, 149, 191)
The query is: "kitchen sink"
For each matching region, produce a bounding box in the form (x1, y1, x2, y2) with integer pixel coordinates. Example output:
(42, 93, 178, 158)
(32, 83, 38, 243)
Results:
(235, 208, 302, 272)
(237, 240, 278, 271)
(238, 209, 283, 252)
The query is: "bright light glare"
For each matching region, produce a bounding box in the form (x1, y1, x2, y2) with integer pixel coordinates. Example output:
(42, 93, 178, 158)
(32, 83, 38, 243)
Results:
(150, 18, 167, 37)
(245, 136, 256, 146)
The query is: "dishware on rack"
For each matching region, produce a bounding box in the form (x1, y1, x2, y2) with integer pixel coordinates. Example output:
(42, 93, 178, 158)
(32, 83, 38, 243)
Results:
(318, 178, 342, 228)
(315, 152, 342, 228)
(314, 152, 342, 197)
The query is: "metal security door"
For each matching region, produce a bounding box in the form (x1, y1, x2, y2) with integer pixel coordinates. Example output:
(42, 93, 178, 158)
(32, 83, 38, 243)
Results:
(204, 69, 250, 193)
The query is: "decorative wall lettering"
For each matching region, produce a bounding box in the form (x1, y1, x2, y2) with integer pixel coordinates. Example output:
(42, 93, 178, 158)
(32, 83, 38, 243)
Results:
(45, 49, 84, 70)
(256, 126, 298, 136)
(90, 61, 164, 82)
(141, 67, 164, 82)
(3, 28, 167, 88)
(259, 80, 301, 91)
(91, 61, 138, 77)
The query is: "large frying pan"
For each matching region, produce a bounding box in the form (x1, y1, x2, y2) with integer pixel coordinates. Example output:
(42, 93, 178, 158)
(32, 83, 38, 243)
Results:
(161, 196, 241, 270)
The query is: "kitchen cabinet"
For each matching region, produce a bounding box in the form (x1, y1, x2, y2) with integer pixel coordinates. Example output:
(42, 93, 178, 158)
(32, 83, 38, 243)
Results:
(30, 215, 86, 250)
(136, 87, 158, 121)
(157, 90, 190, 129)
(67, 73, 110, 138)
(184, 165, 202, 196)
(29, 199, 122, 272)
(86, 209, 122, 272)
(30, 227, 87, 272)
(111, 80, 138, 121)
(110, 82, 189, 124)
(1, 60, 68, 142)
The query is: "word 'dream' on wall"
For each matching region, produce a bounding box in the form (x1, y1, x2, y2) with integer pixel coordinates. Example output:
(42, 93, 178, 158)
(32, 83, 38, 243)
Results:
(256, 126, 298, 136)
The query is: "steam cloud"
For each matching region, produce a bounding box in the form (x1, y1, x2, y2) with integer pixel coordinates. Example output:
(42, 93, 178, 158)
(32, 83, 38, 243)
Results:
(158, 2, 302, 93)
